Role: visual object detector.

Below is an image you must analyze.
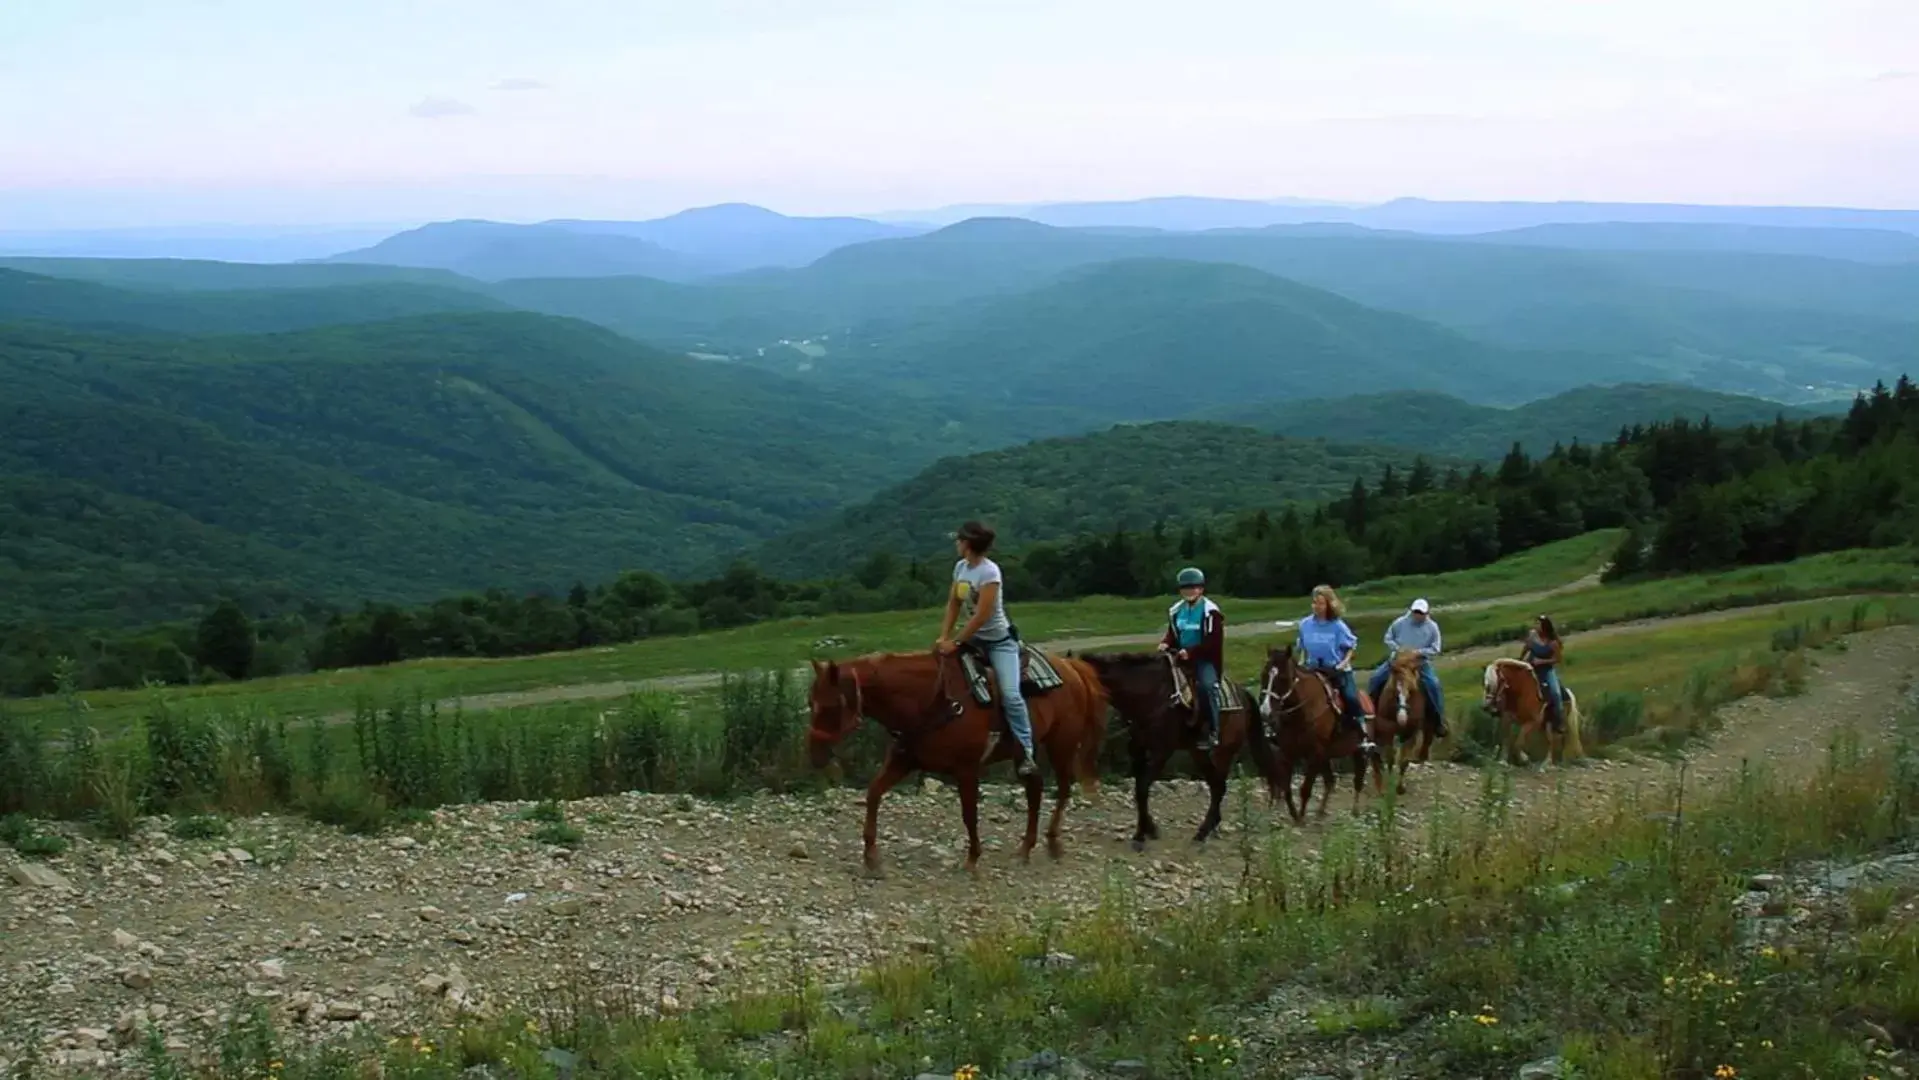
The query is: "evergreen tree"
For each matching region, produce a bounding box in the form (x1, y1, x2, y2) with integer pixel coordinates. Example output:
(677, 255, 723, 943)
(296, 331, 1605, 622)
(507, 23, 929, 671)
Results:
(194, 599, 255, 681)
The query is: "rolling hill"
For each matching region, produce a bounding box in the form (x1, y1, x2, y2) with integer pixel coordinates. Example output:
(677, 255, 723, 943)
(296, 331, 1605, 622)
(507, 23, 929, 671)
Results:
(822, 259, 1652, 419)
(1200, 383, 1834, 460)
(546, 203, 922, 269)
(0, 268, 505, 336)
(0, 256, 482, 292)
(756, 420, 1439, 576)
(324, 221, 722, 282)
(1463, 222, 1919, 263)
(0, 313, 1024, 626)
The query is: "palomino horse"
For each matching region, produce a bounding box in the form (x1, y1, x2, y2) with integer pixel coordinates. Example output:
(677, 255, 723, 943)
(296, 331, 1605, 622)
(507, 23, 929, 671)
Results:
(1481, 658, 1584, 766)
(806, 647, 1108, 876)
(1077, 652, 1264, 851)
(1249, 645, 1379, 822)
(1372, 648, 1442, 788)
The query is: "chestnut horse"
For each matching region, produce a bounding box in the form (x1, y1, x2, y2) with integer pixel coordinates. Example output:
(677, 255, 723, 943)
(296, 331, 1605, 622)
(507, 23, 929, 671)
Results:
(1077, 652, 1263, 851)
(1250, 645, 1379, 822)
(806, 647, 1108, 876)
(1372, 648, 1442, 788)
(1482, 658, 1584, 766)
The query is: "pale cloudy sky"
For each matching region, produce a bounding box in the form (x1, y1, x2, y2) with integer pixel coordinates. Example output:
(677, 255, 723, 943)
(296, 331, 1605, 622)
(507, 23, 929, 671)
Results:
(1, 0, 1914, 227)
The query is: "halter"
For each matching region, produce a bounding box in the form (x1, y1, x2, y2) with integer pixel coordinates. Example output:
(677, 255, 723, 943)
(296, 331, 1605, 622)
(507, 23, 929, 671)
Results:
(1256, 661, 1300, 720)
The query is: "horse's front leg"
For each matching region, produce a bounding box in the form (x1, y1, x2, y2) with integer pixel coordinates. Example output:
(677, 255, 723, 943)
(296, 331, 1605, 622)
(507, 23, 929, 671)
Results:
(1280, 755, 1302, 823)
(862, 751, 913, 878)
(1016, 759, 1045, 864)
(1319, 760, 1337, 818)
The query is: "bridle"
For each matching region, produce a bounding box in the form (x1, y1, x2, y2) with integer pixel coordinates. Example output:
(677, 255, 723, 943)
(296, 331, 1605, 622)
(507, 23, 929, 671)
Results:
(1257, 659, 1300, 721)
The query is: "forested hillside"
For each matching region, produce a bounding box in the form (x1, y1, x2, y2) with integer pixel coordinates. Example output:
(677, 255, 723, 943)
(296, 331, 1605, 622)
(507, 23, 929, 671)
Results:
(0, 313, 1011, 626)
(0, 268, 503, 335)
(1203, 383, 1832, 461)
(758, 421, 1441, 575)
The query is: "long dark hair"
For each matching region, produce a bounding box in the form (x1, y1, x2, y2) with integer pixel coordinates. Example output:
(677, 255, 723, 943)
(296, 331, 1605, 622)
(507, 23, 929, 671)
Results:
(1536, 615, 1559, 642)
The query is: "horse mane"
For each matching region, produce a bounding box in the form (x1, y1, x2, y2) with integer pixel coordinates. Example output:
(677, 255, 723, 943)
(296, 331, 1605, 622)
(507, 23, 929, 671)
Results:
(1390, 648, 1426, 670)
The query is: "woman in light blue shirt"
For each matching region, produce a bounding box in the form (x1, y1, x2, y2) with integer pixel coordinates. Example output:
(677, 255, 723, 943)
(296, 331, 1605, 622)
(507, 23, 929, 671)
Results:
(1295, 584, 1374, 751)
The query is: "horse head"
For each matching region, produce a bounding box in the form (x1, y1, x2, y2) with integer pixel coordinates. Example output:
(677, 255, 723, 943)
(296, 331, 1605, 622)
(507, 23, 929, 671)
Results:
(806, 659, 864, 767)
(1389, 647, 1424, 724)
(1257, 645, 1297, 720)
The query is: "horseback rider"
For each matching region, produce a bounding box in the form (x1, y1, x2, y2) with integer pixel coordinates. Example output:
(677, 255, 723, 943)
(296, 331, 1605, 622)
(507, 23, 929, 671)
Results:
(1157, 566, 1226, 751)
(1521, 615, 1567, 733)
(1367, 598, 1449, 738)
(936, 520, 1038, 778)
(1296, 584, 1374, 752)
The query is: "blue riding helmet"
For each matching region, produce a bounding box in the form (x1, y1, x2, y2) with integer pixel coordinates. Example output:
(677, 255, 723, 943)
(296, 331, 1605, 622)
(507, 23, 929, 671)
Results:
(1176, 567, 1205, 588)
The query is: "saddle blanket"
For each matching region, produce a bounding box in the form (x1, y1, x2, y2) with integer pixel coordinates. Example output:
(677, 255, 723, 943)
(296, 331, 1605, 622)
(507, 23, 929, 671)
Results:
(1169, 660, 1248, 713)
(957, 643, 1065, 707)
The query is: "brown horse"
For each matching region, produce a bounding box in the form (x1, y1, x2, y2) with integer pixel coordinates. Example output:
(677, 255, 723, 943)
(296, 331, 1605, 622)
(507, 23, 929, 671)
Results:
(1372, 648, 1441, 788)
(1077, 652, 1263, 851)
(1249, 645, 1379, 822)
(806, 646, 1108, 876)
(1481, 658, 1584, 766)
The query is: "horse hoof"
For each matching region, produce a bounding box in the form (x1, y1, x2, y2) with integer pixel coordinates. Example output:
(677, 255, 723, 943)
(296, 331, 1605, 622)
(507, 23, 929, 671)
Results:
(1047, 838, 1064, 860)
(861, 861, 885, 881)
(1129, 838, 1147, 854)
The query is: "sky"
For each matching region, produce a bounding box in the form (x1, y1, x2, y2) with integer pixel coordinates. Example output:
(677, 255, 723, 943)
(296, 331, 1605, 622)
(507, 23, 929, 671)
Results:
(2, 0, 1916, 228)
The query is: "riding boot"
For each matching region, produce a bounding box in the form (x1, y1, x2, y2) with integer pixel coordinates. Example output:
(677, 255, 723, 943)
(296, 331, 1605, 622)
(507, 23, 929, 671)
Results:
(1014, 743, 1038, 778)
(1432, 707, 1450, 739)
(1196, 708, 1219, 751)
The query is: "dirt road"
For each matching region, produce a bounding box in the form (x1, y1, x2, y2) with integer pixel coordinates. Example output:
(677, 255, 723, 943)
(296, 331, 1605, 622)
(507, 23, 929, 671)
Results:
(6, 622, 1914, 1072)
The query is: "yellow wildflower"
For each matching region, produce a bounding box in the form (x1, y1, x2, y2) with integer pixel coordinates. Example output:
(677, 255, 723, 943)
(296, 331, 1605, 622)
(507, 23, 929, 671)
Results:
(1714, 1066, 1737, 1080)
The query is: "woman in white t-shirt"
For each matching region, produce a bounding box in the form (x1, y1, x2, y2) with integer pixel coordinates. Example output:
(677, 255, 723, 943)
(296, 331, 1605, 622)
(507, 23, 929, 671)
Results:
(936, 520, 1037, 777)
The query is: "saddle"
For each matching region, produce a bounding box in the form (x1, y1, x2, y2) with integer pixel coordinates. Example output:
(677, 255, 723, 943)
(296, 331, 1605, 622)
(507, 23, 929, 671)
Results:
(1306, 667, 1374, 717)
(1167, 657, 1246, 713)
(955, 637, 1065, 708)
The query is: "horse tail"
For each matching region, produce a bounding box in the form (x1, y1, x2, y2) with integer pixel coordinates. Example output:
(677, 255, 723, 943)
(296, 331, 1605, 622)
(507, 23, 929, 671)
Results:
(1561, 687, 1584, 760)
(1072, 659, 1108, 796)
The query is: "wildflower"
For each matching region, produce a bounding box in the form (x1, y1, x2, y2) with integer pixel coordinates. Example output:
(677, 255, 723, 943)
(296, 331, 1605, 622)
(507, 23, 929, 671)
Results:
(1760, 1040, 1773, 1050)
(1759, 946, 1777, 958)
(954, 1066, 980, 1080)
(1714, 1066, 1737, 1079)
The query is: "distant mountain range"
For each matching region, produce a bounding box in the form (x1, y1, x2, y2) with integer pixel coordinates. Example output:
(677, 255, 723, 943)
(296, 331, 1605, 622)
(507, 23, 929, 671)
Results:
(875, 196, 1919, 238)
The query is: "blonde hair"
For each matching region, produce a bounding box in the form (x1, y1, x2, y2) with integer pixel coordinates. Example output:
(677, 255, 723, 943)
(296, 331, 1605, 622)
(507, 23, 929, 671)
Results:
(1311, 584, 1344, 619)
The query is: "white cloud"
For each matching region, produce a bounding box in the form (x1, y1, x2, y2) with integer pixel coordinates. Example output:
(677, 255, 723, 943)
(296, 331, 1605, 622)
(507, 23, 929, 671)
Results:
(489, 78, 549, 91)
(408, 96, 475, 119)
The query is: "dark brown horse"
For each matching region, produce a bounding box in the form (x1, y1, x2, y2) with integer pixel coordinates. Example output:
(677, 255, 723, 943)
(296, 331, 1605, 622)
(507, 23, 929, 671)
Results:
(1078, 652, 1263, 851)
(806, 647, 1108, 876)
(1372, 647, 1441, 788)
(1249, 645, 1378, 822)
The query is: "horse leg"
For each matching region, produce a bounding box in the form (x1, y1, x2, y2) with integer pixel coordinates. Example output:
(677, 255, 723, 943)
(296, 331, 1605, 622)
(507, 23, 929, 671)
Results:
(861, 752, 913, 877)
(1317, 760, 1337, 819)
(1131, 740, 1171, 852)
(1352, 752, 1369, 814)
(1280, 755, 1302, 824)
(1192, 745, 1227, 845)
(958, 766, 984, 875)
(1044, 750, 1073, 860)
(1016, 763, 1044, 864)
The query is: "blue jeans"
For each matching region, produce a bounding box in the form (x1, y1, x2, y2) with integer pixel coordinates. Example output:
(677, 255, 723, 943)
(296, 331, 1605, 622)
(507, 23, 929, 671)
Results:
(978, 635, 1035, 755)
(1536, 665, 1566, 731)
(1368, 658, 1445, 723)
(1193, 659, 1221, 737)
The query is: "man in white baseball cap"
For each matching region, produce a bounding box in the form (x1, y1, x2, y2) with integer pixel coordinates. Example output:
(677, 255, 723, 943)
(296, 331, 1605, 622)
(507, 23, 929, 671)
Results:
(1367, 597, 1447, 737)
